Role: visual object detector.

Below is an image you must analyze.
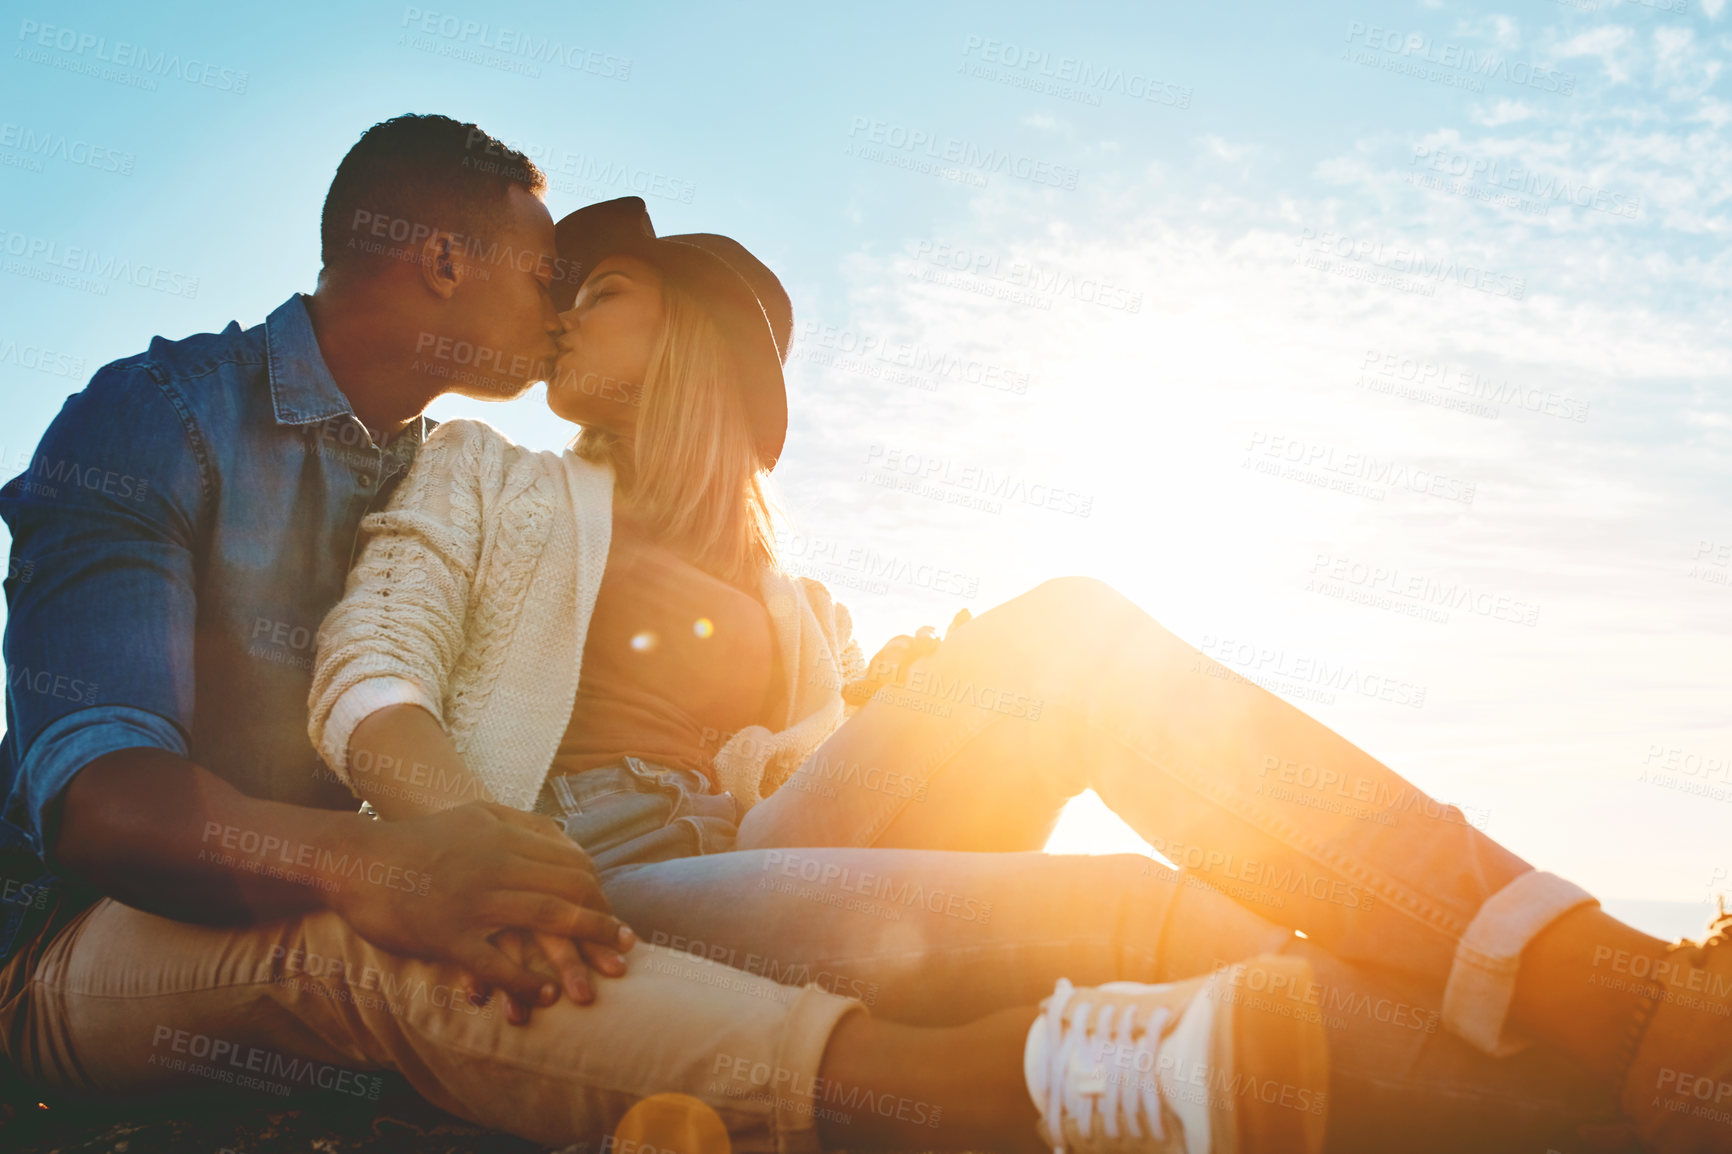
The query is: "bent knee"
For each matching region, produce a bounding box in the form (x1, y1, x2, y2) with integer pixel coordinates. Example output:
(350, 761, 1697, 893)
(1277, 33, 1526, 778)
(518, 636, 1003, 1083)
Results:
(1029, 575, 1121, 609)
(1024, 576, 1155, 631)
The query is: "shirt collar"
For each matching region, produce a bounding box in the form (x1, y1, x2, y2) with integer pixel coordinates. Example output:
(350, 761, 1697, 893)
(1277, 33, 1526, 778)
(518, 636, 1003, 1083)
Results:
(264, 293, 357, 426)
(263, 293, 436, 449)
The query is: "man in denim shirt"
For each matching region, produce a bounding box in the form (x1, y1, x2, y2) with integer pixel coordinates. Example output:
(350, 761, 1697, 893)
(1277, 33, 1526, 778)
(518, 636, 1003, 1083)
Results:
(0, 114, 633, 1107)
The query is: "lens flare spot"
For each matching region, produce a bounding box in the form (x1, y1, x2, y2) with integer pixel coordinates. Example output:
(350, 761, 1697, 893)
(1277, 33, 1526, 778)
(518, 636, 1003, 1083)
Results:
(630, 630, 658, 652)
(614, 1093, 729, 1154)
(692, 617, 714, 639)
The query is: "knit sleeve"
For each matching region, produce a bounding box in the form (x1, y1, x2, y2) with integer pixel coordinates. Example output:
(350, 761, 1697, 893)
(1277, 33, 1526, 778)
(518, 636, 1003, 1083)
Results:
(833, 599, 867, 684)
(833, 601, 873, 724)
(791, 575, 866, 681)
(307, 419, 495, 789)
(722, 575, 855, 807)
(795, 576, 868, 720)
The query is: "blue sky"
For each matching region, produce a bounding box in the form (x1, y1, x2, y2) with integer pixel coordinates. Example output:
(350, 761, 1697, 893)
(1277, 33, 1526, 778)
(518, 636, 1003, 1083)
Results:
(2, 0, 1729, 937)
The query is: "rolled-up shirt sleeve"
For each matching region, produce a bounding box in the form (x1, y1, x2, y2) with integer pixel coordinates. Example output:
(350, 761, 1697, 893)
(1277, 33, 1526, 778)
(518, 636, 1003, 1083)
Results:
(0, 359, 204, 863)
(10, 707, 190, 859)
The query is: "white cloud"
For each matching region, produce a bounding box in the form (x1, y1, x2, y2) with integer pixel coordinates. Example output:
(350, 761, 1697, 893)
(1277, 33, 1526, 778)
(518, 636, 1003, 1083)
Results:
(1693, 97, 1732, 128)
(1470, 98, 1537, 125)
(1201, 134, 1254, 163)
(1554, 24, 1637, 83)
(1451, 13, 1523, 50)
(1650, 25, 1722, 95)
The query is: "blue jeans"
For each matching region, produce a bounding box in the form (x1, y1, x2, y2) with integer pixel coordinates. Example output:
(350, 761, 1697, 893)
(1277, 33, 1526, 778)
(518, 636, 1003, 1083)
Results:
(558, 578, 1617, 1154)
(539, 756, 742, 868)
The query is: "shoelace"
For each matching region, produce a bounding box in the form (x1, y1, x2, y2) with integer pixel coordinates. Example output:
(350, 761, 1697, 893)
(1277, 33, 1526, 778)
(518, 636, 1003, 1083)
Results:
(1042, 978, 1176, 1154)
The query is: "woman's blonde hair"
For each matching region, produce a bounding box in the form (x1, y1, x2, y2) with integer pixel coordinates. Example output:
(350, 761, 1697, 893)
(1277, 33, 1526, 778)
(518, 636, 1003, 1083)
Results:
(572, 276, 783, 588)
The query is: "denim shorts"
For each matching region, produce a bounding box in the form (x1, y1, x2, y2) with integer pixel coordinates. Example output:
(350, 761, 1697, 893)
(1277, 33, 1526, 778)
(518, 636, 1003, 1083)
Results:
(534, 757, 741, 873)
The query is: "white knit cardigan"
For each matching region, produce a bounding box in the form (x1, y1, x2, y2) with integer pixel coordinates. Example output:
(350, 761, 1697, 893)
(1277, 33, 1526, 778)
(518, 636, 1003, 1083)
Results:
(306, 418, 867, 814)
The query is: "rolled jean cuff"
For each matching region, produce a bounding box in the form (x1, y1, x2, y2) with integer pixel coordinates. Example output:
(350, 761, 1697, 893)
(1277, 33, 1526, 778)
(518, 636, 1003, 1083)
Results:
(773, 984, 869, 1154)
(1441, 869, 1598, 1056)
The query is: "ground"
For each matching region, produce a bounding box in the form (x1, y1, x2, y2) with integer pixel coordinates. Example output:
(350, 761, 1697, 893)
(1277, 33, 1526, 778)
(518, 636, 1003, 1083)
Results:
(0, 1073, 549, 1154)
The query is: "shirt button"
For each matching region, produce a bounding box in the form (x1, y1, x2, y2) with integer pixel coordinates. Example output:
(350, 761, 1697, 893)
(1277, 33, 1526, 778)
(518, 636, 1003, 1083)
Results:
(356, 473, 375, 487)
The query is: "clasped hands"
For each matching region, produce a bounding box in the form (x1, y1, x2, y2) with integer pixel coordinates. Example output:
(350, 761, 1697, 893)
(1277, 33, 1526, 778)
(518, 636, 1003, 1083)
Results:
(333, 801, 633, 1027)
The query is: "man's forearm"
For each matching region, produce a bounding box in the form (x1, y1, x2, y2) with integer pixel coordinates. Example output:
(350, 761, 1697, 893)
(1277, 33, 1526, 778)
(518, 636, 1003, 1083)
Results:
(53, 747, 376, 925)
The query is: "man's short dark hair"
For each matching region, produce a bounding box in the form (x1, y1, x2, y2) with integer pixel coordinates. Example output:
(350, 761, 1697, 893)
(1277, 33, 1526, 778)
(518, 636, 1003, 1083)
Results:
(320, 113, 546, 276)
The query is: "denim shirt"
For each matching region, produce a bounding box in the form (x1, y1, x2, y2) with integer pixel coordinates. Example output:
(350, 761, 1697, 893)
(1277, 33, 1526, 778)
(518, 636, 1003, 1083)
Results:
(0, 294, 432, 962)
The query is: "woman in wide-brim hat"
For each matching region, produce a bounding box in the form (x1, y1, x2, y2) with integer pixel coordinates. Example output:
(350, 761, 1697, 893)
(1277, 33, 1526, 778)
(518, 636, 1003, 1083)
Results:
(309, 197, 1704, 1154)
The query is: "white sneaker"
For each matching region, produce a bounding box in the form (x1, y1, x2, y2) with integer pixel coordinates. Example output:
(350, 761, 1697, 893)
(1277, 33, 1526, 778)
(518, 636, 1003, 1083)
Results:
(1023, 955, 1330, 1154)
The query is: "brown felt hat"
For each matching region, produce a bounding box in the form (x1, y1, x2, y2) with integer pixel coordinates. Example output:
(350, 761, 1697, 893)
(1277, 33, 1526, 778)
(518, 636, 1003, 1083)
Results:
(552, 196, 791, 471)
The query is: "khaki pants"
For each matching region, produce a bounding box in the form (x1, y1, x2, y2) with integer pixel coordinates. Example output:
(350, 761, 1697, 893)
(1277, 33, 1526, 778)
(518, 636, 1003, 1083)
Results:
(0, 897, 862, 1153)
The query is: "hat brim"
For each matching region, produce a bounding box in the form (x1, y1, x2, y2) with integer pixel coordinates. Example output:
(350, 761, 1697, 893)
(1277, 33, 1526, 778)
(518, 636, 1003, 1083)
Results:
(553, 200, 787, 470)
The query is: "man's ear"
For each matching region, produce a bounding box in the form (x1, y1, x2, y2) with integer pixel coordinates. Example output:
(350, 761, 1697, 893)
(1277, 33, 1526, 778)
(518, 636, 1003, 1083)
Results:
(419, 231, 464, 299)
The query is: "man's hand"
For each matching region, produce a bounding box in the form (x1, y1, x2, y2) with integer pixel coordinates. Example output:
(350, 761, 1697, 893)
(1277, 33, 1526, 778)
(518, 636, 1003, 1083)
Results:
(339, 707, 634, 1022)
(330, 801, 633, 1009)
(53, 750, 631, 1024)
